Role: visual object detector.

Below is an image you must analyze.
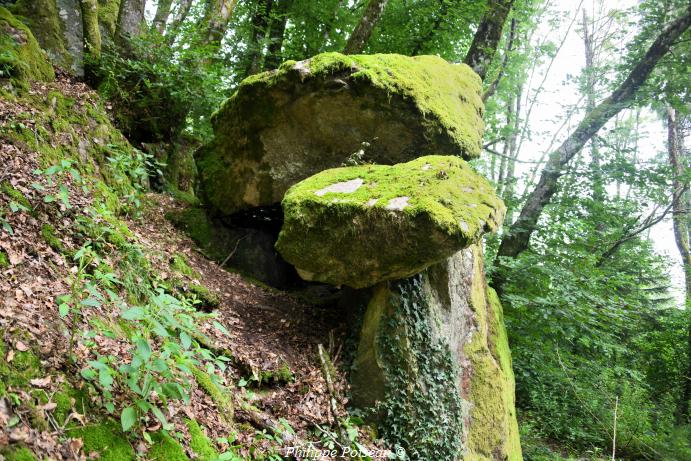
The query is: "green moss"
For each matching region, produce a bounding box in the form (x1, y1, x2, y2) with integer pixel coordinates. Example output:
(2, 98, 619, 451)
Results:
(0, 6, 54, 85)
(149, 432, 190, 461)
(1, 446, 37, 461)
(187, 283, 220, 308)
(463, 253, 522, 461)
(256, 362, 293, 386)
(276, 155, 505, 288)
(223, 52, 483, 159)
(171, 253, 200, 279)
(0, 249, 9, 268)
(41, 223, 64, 253)
(191, 366, 234, 424)
(68, 420, 135, 461)
(186, 419, 219, 461)
(97, 0, 121, 38)
(0, 334, 42, 396)
(11, 0, 71, 70)
(1, 180, 31, 210)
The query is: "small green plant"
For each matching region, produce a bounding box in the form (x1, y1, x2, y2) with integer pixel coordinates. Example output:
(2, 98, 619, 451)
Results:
(32, 159, 84, 208)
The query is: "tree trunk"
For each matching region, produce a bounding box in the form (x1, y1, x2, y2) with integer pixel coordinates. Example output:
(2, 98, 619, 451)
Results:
(483, 17, 516, 102)
(203, 0, 238, 48)
(80, 0, 101, 82)
(583, 9, 604, 203)
(244, 0, 273, 77)
(503, 85, 523, 224)
(494, 7, 691, 281)
(464, 0, 515, 81)
(343, 0, 389, 54)
(167, 0, 193, 40)
(152, 0, 173, 33)
(263, 0, 292, 70)
(115, 0, 145, 45)
(668, 106, 691, 425)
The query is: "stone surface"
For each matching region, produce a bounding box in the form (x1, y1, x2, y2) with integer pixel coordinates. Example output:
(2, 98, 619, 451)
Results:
(0, 6, 55, 84)
(275, 155, 505, 288)
(197, 52, 484, 215)
(348, 245, 522, 461)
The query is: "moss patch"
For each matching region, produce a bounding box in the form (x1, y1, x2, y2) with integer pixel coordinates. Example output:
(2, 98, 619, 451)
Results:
(1, 180, 31, 210)
(10, 0, 72, 70)
(149, 432, 190, 461)
(191, 366, 234, 424)
(68, 420, 135, 461)
(463, 256, 522, 461)
(186, 419, 219, 461)
(0, 446, 37, 461)
(41, 223, 64, 253)
(276, 155, 505, 288)
(0, 249, 9, 268)
(0, 6, 54, 86)
(171, 253, 200, 279)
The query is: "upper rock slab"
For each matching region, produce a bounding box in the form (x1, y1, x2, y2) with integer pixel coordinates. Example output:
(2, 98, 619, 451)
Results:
(197, 52, 484, 215)
(275, 155, 505, 289)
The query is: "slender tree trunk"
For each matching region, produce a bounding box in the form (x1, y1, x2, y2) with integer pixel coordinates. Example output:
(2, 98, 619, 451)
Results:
(483, 18, 516, 102)
(168, 0, 193, 36)
(583, 9, 604, 203)
(464, 0, 515, 81)
(80, 0, 101, 82)
(504, 85, 523, 224)
(81, 0, 101, 58)
(343, 0, 389, 54)
(115, 0, 146, 46)
(493, 7, 691, 284)
(263, 0, 293, 70)
(244, 0, 274, 77)
(153, 0, 173, 33)
(203, 0, 238, 48)
(668, 106, 691, 425)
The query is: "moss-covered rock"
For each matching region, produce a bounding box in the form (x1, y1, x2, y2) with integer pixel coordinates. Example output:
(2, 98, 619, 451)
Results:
(10, 0, 74, 72)
(349, 245, 522, 460)
(276, 155, 505, 288)
(0, 6, 54, 86)
(197, 52, 484, 215)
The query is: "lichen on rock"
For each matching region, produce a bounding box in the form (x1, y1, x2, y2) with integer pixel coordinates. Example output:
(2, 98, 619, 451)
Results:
(197, 52, 484, 215)
(275, 155, 505, 288)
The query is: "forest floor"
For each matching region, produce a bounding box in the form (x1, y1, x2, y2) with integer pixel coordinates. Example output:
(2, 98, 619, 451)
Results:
(0, 75, 378, 460)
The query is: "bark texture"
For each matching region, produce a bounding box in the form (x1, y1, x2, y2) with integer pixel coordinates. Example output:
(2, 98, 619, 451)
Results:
(343, 0, 389, 54)
(668, 107, 691, 424)
(152, 0, 173, 33)
(464, 0, 515, 81)
(115, 0, 145, 45)
(81, 0, 101, 58)
(203, 0, 238, 47)
(495, 7, 691, 273)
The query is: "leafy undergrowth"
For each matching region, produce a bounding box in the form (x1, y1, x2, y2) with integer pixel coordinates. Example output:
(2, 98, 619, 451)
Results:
(0, 75, 385, 460)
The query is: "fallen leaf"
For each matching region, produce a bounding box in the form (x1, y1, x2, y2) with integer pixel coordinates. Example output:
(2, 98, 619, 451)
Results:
(30, 376, 52, 388)
(15, 341, 29, 351)
(6, 349, 14, 362)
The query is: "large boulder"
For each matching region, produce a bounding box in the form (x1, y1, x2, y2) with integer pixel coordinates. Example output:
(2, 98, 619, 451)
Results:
(197, 52, 484, 215)
(0, 6, 55, 86)
(346, 245, 522, 461)
(275, 155, 505, 288)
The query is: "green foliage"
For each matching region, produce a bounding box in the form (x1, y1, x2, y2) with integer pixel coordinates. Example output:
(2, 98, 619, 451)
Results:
(91, 32, 229, 142)
(370, 276, 464, 460)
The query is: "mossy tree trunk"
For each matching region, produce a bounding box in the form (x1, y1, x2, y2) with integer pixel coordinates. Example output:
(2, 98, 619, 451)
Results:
(202, 0, 238, 49)
(80, 0, 101, 82)
(243, 0, 274, 77)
